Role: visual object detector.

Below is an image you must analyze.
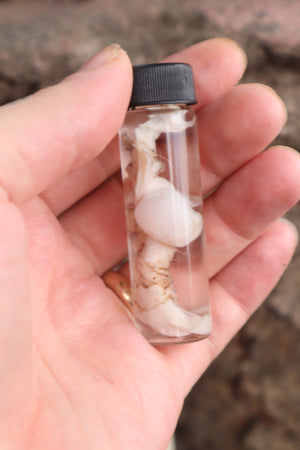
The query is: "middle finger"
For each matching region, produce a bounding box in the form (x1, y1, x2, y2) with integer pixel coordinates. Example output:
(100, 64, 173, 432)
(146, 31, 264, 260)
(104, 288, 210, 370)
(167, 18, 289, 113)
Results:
(58, 82, 287, 272)
(43, 80, 286, 216)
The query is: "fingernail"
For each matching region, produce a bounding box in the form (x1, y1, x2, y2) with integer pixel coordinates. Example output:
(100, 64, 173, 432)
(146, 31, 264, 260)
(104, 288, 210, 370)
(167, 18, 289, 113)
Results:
(78, 43, 123, 72)
(218, 37, 248, 66)
(263, 85, 288, 125)
(279, 217, 299, 243)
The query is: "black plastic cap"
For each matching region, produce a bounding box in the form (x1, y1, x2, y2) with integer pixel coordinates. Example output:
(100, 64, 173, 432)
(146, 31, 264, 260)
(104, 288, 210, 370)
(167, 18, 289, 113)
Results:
(129, 63, 197, 108)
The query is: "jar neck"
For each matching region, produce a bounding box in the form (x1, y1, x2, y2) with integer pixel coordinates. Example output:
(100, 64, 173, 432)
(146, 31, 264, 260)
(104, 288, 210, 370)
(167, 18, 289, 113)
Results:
(128, 103, 189, 112)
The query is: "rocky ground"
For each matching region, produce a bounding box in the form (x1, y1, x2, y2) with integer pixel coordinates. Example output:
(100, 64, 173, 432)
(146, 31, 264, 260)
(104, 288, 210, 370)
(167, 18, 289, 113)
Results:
(0, 1, 299, 448)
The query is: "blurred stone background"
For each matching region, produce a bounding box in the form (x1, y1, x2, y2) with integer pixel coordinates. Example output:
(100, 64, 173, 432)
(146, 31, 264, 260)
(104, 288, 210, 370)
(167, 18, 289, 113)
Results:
(0, 0, 299, 448)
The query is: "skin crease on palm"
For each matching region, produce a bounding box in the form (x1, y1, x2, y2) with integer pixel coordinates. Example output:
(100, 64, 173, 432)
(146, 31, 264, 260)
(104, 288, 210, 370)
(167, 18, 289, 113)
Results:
(0, 38, 299, 450)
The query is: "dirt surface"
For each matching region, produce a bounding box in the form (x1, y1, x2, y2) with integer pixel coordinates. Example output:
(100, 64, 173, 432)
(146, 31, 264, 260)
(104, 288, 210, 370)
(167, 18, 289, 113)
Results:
(0, 1, 299, 449)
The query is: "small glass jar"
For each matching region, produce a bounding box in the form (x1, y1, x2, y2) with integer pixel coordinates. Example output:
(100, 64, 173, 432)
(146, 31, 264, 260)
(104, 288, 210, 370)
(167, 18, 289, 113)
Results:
(118, 63, 211, 345)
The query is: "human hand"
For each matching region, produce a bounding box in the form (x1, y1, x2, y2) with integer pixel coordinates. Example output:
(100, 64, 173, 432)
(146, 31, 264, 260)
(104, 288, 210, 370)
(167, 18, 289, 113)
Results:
(0, 39, 299, 450)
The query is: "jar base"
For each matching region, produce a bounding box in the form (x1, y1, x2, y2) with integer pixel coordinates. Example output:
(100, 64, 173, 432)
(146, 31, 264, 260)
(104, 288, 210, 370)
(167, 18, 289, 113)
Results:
(143, 331, 210, 346)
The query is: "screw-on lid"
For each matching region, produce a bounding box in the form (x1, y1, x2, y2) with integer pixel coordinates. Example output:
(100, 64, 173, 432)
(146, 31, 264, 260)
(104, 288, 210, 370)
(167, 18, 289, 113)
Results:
(129, 63, 197, 108)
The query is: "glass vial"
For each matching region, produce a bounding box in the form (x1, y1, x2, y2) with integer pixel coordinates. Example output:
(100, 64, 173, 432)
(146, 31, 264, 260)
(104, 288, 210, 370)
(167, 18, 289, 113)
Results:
(119, 63, 211, 345)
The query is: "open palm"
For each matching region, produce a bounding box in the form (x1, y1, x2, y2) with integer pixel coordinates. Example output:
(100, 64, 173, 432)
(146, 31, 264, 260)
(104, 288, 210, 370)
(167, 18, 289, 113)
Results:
(0, 39, 299, 450)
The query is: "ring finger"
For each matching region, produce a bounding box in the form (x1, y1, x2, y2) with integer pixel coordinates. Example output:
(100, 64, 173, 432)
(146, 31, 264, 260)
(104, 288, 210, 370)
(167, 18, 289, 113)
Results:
(59, 145, 300, 277)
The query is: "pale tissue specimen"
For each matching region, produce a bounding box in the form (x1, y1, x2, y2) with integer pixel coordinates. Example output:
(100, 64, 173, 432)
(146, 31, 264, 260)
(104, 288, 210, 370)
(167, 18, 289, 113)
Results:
(128, 106, 211, 337)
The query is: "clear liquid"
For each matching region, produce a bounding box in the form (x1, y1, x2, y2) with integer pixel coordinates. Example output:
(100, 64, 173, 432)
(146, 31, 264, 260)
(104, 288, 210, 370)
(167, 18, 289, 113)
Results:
(119, 106, 211, 345)
(125, 204, 211, 345)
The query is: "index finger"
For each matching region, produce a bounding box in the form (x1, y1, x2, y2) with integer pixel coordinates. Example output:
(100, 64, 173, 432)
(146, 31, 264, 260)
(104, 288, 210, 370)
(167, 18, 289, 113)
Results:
(0, 44, 132, 205)
(42, 38, 248, 215)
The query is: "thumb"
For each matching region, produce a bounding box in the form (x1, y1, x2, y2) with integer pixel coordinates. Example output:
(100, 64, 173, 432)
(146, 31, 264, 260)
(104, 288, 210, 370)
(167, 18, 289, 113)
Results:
(0, 198, 32, 420)
(0, 44, 132, 205)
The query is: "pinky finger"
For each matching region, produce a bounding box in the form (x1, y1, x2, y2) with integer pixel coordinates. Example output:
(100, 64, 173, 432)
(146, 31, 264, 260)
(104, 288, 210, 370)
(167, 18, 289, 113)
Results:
(208, 218, 298, 357)
(162, 218, 298, 396)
